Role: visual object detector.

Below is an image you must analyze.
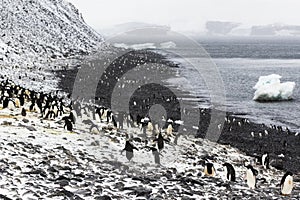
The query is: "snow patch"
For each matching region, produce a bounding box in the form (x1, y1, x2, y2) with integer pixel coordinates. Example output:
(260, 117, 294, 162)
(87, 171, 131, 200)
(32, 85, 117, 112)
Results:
(253, 74, 295, 101)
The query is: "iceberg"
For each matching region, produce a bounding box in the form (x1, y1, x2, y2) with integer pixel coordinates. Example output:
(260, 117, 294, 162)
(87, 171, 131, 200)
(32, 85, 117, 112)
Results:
(253, 74, 295, 101)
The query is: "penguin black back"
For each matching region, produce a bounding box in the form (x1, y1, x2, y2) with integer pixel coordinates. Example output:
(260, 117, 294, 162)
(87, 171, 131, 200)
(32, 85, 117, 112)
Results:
(280, 171, 293, 186)
(21, 107, 26, 116)
(223, 162, 236, 182)
(62, 116, 73, 131)
(204, 163, 215, 176)
(154, 132, 169, 151)
(280, 171, 294, 195)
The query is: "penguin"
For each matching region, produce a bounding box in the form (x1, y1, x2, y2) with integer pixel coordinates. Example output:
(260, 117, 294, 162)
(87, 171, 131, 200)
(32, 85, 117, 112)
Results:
(121, 141, 138, 161)
(45, 109, 56, 120)
(69, 110, 77, 124)
(166, 123, 173, 136)
(204, 163, 216, 177)
(21, 107, 26, 116)
(140, 118, 148, 138)
(62, 117, 73, 132)
(147, 121, 154, 132)
(280, 171, 293, 196)
(15, 97, 20, 108)
(153, 132, 169, 152)
(106, 110, 112, 123)
(2, 97, 9, 109)
(261, 152, 270, 169)
(7, 99, 15, 110)
(255, 152, 270, 169)
(223, 163, 236, 182)
(245, 165, 258, 189)
(111, 115, 117, 128)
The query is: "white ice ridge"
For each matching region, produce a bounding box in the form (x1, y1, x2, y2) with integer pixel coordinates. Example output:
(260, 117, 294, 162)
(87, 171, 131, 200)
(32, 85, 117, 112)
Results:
(113, 43, 156, 50)
(113, 41, 176, 50)
(253, 74, 296, 101)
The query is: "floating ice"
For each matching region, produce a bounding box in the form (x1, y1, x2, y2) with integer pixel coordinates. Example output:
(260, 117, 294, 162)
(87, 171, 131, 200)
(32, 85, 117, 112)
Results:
(253, 74, 295, 101)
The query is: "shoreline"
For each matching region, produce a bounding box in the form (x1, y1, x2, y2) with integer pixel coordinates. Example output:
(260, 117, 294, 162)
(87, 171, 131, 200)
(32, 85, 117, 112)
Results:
(56, 49, 300, 173)
(0, 58, 298, 198)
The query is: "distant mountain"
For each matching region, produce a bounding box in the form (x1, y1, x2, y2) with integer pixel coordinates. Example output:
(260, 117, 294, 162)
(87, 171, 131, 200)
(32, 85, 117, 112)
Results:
(205, 21, 241, 36)
(99, 22, 171, 38)
(251, 24, 300, 36)
(0, 0, 105, 68)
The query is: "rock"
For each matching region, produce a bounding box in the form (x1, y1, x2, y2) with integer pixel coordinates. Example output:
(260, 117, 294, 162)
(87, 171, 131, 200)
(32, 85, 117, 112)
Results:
(23, 169, 47, 177)
(75, 189, 92, 196)
(26, 126, 37, 132)
(2, 121, 12, 126)
(22, 118, 29, 123)
(28, 135, 35, 139)
(95, 195, 111, 200)
(114, 182, 125, 190)
(56, 179, 69, 187)
(0, 194, 12, 200)
(90, 141, 100, 146)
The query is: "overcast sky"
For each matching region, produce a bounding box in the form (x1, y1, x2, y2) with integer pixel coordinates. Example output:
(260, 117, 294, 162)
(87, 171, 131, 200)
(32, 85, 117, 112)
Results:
(67, 0, 300, 32)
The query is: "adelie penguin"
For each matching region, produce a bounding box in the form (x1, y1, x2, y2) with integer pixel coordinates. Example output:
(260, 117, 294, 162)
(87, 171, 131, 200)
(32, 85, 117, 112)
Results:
(223, 162, 236, 182)
(255, 152, 270, 169)
(121, 141, 138, 161)
(62, 116, 73, 132)
(204, 163, 216, 177)
(166, 119, 174, 136)
(245, 165, 258, 189)
(280, 171, 293, 196)
(153, 132, 169, 152)
(261, 152, 270, 169)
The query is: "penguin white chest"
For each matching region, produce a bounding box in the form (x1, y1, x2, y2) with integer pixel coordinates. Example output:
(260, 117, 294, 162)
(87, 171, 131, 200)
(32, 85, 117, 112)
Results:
(166, 124, 173, 135)
(281, 175, 293, 195)
(246, 170, 256, 189)
(147, 122, 153, 132)
(8, 101, 15, 110)
(15, 98, 20, 108)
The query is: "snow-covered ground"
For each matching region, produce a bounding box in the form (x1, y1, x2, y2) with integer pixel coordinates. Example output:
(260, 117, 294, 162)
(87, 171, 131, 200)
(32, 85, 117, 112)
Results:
(0, 96, 299, 199)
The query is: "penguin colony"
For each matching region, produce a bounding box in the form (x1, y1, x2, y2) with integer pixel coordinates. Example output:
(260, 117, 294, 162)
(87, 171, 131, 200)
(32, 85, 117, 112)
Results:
(0, 79, 296, 196)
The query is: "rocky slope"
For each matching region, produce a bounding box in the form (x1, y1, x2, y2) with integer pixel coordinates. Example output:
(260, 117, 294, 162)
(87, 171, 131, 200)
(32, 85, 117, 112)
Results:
(0, 0, 105, 91)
